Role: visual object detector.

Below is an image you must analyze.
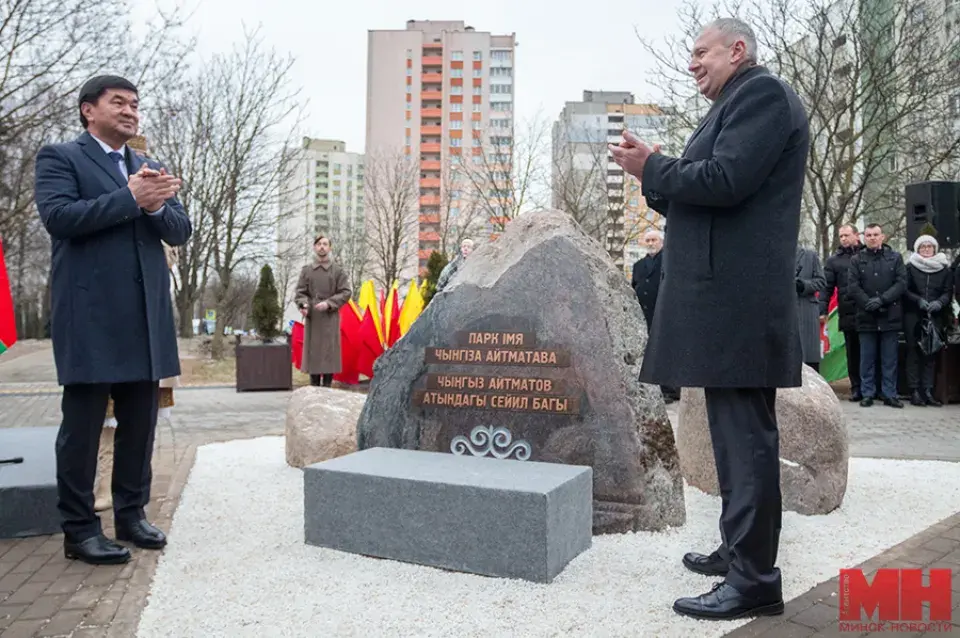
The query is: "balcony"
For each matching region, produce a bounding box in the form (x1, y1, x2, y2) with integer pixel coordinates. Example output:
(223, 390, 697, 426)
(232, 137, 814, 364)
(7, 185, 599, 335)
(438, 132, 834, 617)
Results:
(421, 107, 442, 118)
(420, 177, 441, 188)
(422, 73, 443, 83)
(422, 56, 443, 66)
(421, 91, 443, 101)
(420, 160, 441, 171)
(420, 194, 440, 206)
(421, 143, 441, 153)
(420, 125, 442, 136)
(419, 231, 441, 242)
(419, 214, 440, 224)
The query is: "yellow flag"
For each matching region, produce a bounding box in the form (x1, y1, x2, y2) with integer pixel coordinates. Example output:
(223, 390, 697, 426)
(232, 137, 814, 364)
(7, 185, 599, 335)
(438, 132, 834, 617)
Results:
(357, 279, 384, 345)
(398, 279, 424, 336)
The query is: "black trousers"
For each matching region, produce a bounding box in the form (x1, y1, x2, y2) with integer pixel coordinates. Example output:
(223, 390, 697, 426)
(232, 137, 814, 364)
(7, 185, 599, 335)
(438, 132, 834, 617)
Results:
(57, 381, 159, 541)
(842, 329, 861, 393)
(704, 387, 782, 599)
(310, 374, 333, 387)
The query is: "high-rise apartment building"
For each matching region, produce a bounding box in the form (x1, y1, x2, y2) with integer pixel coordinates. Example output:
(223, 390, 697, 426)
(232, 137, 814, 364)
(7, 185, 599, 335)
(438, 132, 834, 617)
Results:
(366, 20, 517, 273)
(277, 137, 364, 322)
(552, 91, 669, 274)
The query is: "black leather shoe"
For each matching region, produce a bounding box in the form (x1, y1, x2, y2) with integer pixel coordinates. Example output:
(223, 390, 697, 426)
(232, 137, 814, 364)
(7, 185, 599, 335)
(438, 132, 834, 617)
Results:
(924, 390, 942, 407)
(860, 397, 874, 407)
(883, 396, 904, 408)
(64, 534, 131, 565)
(682, 551, 729, 576)
(910, 390, 926, 406)
(116, 519, 167, 550)
(673, 582, 784, 620)
(849, 391, 862, 402)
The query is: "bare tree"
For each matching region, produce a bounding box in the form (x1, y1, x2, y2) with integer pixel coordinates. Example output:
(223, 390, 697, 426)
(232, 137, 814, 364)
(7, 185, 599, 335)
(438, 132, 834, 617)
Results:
(363, 149, 420, 289)
(638, 0, 960, 257)
(462, 114, 550, 233)
(0, 0, 192, 337)
(437, 157, 487, 257)
(550, 122, 612, 242)
(148, 28, 304, 358)
(332, 216, 369, 296)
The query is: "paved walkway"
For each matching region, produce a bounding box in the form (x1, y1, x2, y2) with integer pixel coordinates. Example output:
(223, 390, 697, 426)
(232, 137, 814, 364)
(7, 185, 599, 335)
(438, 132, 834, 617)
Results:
(1, 341, 957, 636)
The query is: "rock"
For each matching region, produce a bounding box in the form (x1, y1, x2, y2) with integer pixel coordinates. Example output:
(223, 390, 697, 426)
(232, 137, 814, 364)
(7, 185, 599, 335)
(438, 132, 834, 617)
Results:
(285, 387, 366, 468)
(676, 364, 848, 515)
(356, 208, 686, 534)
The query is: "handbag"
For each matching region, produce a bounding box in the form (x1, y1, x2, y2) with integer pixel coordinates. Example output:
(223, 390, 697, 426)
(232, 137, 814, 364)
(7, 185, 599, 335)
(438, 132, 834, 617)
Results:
(917, 316, 945, 356)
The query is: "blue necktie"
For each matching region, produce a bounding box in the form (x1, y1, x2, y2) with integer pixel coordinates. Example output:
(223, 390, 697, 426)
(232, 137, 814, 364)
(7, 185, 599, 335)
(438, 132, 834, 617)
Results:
(107, 151, 126, 181)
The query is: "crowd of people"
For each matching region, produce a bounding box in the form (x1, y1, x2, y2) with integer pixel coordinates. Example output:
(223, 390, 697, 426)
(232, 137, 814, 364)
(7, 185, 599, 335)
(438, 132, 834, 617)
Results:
(633, 222, 959, 410)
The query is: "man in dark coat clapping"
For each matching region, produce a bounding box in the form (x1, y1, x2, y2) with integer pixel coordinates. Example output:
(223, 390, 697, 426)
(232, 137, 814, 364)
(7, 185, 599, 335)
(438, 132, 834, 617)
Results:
(609, 17, 807, 621)
(34, 76, 192, 565)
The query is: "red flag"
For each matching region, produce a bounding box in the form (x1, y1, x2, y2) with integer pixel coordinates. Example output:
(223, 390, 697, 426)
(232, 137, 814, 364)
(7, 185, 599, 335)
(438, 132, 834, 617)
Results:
(356, 309, 384, 379)
(0, 238, 16, 355)
(828, 289, 838, 314)
(333, 301, 363, 385)
(291, 320, 304, 370)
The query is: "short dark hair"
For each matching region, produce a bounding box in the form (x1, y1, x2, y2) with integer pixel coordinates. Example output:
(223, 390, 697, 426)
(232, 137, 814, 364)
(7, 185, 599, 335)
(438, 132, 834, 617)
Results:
(839, 223, 859, 234)
(78, 75, 138, 128)
(865, 223, 882, 232)
(314, 234, 330, 246)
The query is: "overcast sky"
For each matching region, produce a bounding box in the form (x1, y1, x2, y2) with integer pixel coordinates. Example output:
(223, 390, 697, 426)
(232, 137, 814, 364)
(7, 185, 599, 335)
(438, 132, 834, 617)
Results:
(138, 0, 696, 151)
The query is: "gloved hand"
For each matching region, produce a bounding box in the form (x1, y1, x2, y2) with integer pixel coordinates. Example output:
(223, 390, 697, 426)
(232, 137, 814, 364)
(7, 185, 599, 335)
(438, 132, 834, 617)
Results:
(865, 297, 882, 312)
(795, 279, 804, 294)
(919, 299, 930, 312)
(928, 301, 942, 313)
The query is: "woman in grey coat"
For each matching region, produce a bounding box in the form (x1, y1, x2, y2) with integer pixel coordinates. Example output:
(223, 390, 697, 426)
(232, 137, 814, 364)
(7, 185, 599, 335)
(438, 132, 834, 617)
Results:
(796, 246, 827, 370)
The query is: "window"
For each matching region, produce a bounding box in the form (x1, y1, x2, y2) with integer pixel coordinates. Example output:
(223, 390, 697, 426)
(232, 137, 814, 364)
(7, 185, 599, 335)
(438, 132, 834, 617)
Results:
(451, 138, 462, 147)
(491, 50, 511, 62)
(491, 84, 511, 94)
(490, 67, 512, 78)
(451, 207, 461, 216)
(406, 67, 411, 76)
(473, 103, 481, 112)
(451, 120, 462, 129)
(473, 50, 482, 60)
(491, 101, 510, 111)
(473, 155, 482, 165)
(630, 198, 639, 207)
(473, 85, 482, 95)
(451, 85, 462, 94)
(452, 50, 464, 61)
(451, 68, 463, 78)
(473, 68, 482, 78)
(471, 120, 481, 129)
(406, 84, 412, 93)
(473, 138, 481, 146)
(406, 49, 412, 58)
(451, 103, 462, 112)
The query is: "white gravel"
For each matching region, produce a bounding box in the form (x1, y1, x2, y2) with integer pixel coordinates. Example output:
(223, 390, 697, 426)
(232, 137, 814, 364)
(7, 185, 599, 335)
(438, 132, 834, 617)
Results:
(137, 436, 960, 638)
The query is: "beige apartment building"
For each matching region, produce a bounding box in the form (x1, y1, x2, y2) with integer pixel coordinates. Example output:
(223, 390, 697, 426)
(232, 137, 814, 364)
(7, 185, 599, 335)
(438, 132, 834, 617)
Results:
(366, 20, 516, 273)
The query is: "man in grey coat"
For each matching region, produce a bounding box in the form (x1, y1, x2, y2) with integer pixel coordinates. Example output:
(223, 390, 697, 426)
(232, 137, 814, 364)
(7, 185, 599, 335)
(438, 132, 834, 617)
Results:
(609, 18, 808, 620)
(35, 76, 192, 565)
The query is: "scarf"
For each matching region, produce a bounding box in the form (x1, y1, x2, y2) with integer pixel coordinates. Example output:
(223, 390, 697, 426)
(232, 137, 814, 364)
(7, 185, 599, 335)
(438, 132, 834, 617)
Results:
(908, 251, 950, 274)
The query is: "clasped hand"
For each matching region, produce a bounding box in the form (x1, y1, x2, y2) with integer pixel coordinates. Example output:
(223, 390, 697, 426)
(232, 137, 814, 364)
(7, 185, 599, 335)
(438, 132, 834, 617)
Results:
(128, 166, 182, 213)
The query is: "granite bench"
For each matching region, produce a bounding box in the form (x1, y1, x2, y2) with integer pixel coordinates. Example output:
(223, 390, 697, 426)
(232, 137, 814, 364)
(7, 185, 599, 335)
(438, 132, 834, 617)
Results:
(0, 427, 60, 539)
(303, 447, 592, 583)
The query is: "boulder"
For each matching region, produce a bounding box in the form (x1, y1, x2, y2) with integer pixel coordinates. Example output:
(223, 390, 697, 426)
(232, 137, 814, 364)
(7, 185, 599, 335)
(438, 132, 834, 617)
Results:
(676, 364, 848, 515)
(285, 387, 366, 468)
(356, 208, 686, 534)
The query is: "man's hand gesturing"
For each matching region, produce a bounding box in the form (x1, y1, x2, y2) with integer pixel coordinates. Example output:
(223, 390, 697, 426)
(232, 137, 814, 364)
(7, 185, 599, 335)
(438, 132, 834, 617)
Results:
(128, 166, 182, 213)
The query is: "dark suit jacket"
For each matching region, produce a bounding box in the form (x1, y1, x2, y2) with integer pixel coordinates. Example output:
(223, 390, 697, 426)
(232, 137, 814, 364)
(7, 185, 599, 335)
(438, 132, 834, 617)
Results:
(638, 65, 809, 388)
(35, 131, 192, 385)
(631, 251, 662, 325)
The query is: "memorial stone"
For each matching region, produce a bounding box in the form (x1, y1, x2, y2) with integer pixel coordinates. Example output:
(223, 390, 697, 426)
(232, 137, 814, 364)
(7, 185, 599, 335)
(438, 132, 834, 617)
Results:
(356, 208, 686, 534)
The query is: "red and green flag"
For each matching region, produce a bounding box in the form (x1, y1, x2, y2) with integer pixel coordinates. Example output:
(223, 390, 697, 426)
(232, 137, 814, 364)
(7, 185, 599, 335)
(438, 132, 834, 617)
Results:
(0, 238, 16, 355)
(819, 289, 848, 383)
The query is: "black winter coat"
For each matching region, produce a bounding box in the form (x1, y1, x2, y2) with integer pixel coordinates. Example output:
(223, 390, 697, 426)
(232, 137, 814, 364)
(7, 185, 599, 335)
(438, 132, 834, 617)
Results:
(820, 245, 863, 332)
(903, 262, 954, 332)
(847, 245, 907, 332)
(631, 251, 662, 326)
(638, 65, 808, 388)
